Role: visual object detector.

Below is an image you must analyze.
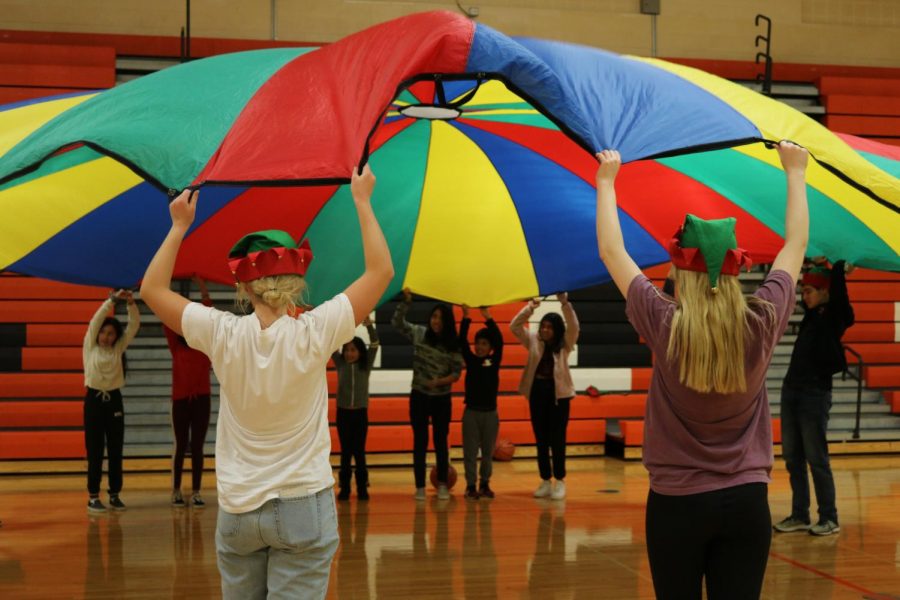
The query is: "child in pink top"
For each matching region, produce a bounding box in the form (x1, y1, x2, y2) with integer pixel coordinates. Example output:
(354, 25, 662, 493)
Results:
(595, 142, 810, 600)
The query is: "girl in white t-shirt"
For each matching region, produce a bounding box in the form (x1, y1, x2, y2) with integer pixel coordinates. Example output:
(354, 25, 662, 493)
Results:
(140, 165, 393, 600)
(83, 289, 140, 514)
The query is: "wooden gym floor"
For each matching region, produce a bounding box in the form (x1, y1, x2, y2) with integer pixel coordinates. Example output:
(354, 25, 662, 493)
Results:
(1, 455, 900, 599)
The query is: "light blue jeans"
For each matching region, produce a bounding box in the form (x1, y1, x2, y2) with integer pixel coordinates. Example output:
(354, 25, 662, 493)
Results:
(215, 487, 339, 600)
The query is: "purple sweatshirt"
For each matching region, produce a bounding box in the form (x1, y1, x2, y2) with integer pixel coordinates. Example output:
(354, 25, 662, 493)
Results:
(625, 269, 795, 495)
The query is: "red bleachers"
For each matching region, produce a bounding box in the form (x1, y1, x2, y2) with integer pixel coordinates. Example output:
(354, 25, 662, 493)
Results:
(0, 41, 115, 104)
(825, 95, 899, 117)
(0, 401, 82, 428)
(0, 278, 107, 300)
(0, 260, 896, 461)
(819, 75, 900, 145)
(887, 391, 900, 414)
(818, 76, 900, 96)
(0, 300, 106, 323)
(21, 347, 83, 371)
(863, 366, 900, 388)
(845, 343, 900, 364)
(27, 324, 86, 347)
(0, 373, 84, 398)
(0, 430, 84, 459)
(0, 29, 318, 61)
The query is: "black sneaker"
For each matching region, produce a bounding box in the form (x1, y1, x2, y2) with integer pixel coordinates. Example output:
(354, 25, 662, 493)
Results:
(87, 498, 107, 513)
(464, 485, 480, 500)
(337, 487, 350, 501)
(108, 495, 127, 511)
(191, 493, 205, 508)
(479, 483, 495, 499)
(357, 487, 370, 501)
(171, 491, 186, 507)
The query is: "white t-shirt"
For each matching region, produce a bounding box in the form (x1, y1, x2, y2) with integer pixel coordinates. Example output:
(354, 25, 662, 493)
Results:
(182, 293, 355, 513)
(83, 299, 140, 391)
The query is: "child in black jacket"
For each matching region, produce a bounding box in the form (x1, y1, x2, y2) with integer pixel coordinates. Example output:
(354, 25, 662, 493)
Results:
(459, 305, 504, 499)
(775, 259, 854, 537)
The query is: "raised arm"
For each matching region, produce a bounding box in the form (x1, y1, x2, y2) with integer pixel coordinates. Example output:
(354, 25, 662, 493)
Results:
(595, 150, 642, 298)
(458, 306, 474, 360)
(365, 316, 380, 367)
(662, 265, 676, 297)
(558, 293, 579, 350)
(140, 190, 196, 335)
(769, 142, 810, 282)
(114, 293, 141, 351)
(194, 276, 212, 307)
(391, 288, 420, 342)
(341, 165, 395, 325)
(510, 300, 538, 349)
(481, 306, 503, 364)
(84, 297, 115, 351)
(331, 349, 346, 367)
(828, 260, 854, 328)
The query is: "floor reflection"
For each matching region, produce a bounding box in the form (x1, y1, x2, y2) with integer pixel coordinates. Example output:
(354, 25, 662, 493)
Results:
(462, 499, 497, 599)
(84, 514, 123, 598)
(3, 457, 900, 598)
(335, 499, 371, 600)
(171, 507, 211, 598)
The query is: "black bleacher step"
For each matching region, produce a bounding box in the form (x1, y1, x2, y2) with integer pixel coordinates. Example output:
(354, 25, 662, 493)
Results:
(577, 345, 652, 367)
(375, 301, 441, 324)
(568, 284, 624, 302)
(380, 346, 414, 369)
(0, 347, 22, 371)
(0, 324, 26, 348)
(578, 323, 640, 344)
(566, 303, 628, 323)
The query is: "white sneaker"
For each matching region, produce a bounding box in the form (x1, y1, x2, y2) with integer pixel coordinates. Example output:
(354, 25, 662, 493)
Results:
(533, 480, 552, 498)
(437, 484, 450, 500)
(551, 480, 566, 500)
(414, 487, 426, 501)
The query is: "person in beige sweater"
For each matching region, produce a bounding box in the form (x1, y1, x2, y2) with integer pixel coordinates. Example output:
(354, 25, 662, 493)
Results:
(83, 289, 140, 513)
(510, 293, 579, 500)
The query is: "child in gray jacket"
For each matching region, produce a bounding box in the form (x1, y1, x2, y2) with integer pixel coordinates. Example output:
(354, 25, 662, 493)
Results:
(332, 317, 379, 500)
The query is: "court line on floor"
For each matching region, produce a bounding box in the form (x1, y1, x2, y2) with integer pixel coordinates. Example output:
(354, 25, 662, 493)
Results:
(768, 550, 877, 596)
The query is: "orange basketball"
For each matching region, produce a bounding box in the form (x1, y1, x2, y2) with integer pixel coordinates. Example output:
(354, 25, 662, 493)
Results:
(429, 464, 458, 489)
(493, 438, 516, 461)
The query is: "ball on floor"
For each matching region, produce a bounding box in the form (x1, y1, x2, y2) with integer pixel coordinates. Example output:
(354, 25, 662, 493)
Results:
(493, 438, 516, 461)
(429, 464, 458, 489)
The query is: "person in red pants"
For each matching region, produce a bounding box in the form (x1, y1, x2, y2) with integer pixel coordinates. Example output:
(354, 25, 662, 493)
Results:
(164, 276, 213, 508)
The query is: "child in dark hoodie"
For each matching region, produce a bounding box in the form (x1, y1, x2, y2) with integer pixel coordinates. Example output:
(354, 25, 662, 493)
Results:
(459, 305, 504, 500)
(332, 317, 379, 500)
(774, 259, 854, 536)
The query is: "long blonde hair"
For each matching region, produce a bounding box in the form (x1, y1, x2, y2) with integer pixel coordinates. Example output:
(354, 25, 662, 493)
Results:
(236, 274, 306, 315)
(666, 268, 776, 394)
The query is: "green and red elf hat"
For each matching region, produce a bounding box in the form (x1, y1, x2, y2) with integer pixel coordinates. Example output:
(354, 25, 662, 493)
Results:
(668, 214, 752, 292)
(801, 265, 831, 289)
(227, 230, 313, 282)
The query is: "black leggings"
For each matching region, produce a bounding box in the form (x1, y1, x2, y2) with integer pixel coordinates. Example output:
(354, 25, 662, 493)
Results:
(646, 482, 771, 600)
(84, 388, 125, 496)
(171, 394, 211, 492)
(337, 407, 369, 487)
(410, 390, 452, 488)
(528, 379, 570, 480)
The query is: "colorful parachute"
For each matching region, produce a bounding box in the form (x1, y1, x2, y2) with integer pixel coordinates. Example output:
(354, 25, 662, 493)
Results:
(0, 11, 897, 305)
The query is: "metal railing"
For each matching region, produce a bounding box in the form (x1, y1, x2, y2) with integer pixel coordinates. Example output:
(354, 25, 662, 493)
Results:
(180, 0, 192, 62)
(755, 14, 773, 95)
(842, 345, 865, 440)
